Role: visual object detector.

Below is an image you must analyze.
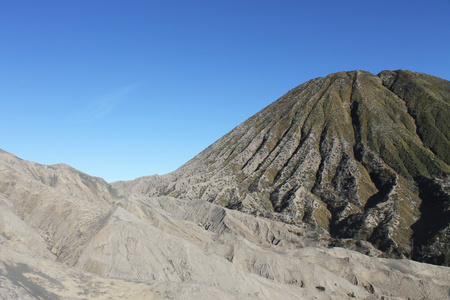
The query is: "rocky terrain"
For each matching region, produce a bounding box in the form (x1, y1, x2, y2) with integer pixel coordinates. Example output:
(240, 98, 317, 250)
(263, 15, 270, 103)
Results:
(114, 70, 450, 266)
(1, 149, 450, 299)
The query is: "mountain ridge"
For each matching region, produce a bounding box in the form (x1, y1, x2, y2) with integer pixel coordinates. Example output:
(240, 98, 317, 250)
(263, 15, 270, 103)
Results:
(1, 148, 450, 299)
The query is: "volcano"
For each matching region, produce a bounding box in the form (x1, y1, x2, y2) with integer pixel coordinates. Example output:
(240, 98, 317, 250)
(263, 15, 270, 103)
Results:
(114, 70, 450, 265)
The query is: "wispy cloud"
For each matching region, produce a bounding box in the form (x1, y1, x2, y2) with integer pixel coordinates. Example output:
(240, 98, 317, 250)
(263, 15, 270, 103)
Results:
(75, 83, 140, 122)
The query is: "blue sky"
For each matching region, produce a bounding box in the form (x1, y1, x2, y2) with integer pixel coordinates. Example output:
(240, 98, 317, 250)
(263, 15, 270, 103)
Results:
(1, 0, 449, 182)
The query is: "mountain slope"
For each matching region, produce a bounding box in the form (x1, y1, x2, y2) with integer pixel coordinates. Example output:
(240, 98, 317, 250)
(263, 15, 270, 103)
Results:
(1, 149, 450, 299)
(114, 70, 450, 265)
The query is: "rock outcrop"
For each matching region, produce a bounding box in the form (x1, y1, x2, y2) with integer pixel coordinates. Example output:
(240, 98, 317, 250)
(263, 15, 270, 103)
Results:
(114, 70, 450, 265)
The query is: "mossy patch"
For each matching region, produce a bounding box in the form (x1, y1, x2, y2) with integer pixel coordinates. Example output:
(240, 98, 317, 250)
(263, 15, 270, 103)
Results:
(313, 199, 332, 231)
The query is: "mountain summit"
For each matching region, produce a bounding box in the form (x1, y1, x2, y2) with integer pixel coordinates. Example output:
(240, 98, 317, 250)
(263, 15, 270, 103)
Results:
(114, 70, 450, 265)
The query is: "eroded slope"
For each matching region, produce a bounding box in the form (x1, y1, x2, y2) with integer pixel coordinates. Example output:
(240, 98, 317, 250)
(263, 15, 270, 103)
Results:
(2, 149, 450, 299)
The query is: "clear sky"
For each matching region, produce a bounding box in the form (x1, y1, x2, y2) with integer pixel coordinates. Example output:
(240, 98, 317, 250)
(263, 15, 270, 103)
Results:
(1, 0, 449, 182)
